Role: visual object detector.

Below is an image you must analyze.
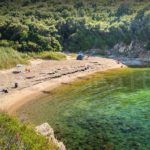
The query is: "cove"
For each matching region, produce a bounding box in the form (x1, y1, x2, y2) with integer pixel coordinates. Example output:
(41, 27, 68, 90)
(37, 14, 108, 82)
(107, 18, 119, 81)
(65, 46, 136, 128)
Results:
(16, 68, 150, 150)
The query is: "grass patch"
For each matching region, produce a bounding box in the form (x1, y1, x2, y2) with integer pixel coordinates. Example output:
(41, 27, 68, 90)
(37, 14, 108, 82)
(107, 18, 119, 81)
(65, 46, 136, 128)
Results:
(0, 113, 58, 150)
(0, 47, 29, 69)
(69, 53, 78, 58)
(0, 47, 67, 69)
(28, 51, 67, 60)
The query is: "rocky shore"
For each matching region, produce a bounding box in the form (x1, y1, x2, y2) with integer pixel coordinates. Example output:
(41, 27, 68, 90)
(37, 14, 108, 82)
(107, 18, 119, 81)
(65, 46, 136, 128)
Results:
(107, 41, 150, 67)
(109, 56, 150, 67)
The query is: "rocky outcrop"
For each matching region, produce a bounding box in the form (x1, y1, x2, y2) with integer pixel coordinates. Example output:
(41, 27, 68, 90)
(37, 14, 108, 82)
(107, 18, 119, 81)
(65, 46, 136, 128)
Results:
(108, 41, 150, 66)
(36, 123, 66, 150)
(109, 41, 148, 58)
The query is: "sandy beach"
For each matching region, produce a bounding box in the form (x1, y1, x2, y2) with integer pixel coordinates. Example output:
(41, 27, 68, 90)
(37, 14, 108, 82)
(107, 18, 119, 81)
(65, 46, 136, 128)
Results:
(0, 56, 126, 113)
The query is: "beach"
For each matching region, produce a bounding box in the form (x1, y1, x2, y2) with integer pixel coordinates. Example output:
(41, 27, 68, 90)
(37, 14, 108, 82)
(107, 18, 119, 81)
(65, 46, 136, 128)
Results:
(0, 56, 126, 113)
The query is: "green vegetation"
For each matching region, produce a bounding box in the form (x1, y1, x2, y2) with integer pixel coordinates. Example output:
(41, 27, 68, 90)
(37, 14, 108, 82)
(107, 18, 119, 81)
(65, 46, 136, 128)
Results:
(0, 0, 149, 53)
(0, 113, 58, 150)
(0, 47, 66, 69)
(28, 51, 67, 60)
(0, 0, 149, 68)
(0, 47, 28, 69)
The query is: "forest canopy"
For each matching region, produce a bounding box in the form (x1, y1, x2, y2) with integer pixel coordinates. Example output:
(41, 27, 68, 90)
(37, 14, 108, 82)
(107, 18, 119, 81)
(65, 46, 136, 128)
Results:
(0, 0, 150, 52)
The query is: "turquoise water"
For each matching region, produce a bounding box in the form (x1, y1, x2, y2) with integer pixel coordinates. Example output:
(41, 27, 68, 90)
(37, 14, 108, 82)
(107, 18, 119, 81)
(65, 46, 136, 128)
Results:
(17, 68, 150, 150)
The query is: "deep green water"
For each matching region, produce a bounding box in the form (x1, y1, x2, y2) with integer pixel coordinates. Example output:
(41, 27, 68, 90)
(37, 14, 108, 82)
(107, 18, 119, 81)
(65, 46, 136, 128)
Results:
(17, 68, 150, 150)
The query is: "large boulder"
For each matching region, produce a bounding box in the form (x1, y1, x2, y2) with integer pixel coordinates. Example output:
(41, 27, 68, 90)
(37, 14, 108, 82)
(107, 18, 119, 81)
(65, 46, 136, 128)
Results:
(36, 123, 66, 150)
(36, 123, 54, 137)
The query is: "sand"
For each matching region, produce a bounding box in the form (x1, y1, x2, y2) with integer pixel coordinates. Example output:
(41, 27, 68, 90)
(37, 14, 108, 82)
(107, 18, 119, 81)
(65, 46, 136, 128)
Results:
(0, 56, 126, 113)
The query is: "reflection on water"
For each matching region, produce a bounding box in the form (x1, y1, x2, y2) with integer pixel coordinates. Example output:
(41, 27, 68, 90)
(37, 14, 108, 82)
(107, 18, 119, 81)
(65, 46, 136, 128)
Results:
(17, 68, 150, 150)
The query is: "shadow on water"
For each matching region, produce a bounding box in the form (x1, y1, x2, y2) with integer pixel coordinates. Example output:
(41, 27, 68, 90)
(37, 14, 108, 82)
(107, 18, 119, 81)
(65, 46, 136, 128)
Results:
(16, 68, 150, 150)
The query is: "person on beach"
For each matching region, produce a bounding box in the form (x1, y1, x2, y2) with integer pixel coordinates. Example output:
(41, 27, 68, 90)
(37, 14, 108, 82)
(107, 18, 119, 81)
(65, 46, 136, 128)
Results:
(14, 82, 18, 88)
(2, 89, 8, 93)
(25, 68, 31, 73)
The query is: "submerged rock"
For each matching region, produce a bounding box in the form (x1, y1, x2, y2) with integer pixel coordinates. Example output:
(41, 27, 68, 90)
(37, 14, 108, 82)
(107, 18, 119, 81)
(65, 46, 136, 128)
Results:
(36, 123, 66, 150)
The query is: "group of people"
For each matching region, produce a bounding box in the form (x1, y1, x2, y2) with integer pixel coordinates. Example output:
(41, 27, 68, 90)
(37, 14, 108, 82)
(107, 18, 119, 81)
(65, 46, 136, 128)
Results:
(1, 66, 31, 94)
(0, 82, 18, 94)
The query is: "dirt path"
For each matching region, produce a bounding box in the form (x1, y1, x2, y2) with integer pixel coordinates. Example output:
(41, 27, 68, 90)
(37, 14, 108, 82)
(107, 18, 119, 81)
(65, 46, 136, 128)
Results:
(0, 56, 126, 113)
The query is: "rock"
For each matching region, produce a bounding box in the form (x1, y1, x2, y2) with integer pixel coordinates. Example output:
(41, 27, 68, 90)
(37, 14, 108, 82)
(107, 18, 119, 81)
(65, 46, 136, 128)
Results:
(128, 41, 134, 51)
(119, 46, 126, 53)
(36, 123, 54, 137)
(139, 51, 150, 62)
(110, 41, 147, 58)
(36, 123, 66, 150)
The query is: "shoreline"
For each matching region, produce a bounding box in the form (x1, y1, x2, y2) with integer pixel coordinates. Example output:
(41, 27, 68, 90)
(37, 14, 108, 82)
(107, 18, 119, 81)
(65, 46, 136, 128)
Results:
(0, 57, 126, 113)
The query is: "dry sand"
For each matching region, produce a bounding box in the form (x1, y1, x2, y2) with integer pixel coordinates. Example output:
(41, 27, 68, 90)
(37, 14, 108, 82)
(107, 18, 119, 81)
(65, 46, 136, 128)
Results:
(0, 56, 126, 113)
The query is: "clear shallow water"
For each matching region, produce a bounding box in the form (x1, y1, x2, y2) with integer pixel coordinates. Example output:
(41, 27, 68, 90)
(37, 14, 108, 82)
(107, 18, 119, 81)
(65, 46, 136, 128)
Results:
(17, 68, 150, 150)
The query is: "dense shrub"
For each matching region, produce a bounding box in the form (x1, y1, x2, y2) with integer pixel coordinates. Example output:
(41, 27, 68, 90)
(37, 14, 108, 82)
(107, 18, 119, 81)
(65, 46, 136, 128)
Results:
(0, 0, 149, 53)
(0, 40, 14, 47)
(116, 3, 132, 17)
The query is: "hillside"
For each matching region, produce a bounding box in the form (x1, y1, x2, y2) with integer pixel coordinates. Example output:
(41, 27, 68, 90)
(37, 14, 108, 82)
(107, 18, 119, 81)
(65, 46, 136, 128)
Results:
(0, 0, 149, 54)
